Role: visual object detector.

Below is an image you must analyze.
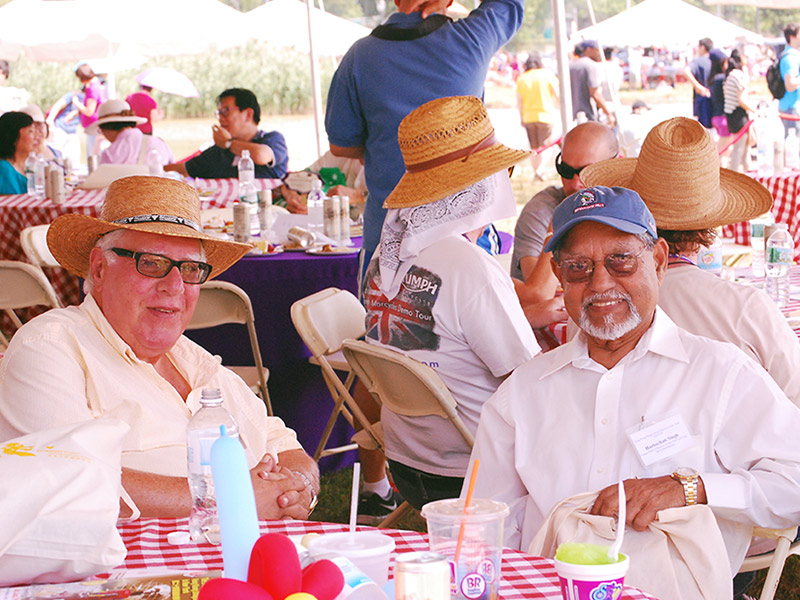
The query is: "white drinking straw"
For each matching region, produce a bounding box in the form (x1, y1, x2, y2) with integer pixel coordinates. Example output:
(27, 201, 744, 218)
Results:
(349, 462, 361, 538)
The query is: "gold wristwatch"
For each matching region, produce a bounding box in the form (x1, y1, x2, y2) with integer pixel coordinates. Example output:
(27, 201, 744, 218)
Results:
(672, 467, 699, 506)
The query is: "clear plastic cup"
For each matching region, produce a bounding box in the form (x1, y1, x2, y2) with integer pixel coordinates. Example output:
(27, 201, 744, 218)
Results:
(554, 554, 630, 600)
(307, 531, 395, 585)
(421, 498, 509, 600)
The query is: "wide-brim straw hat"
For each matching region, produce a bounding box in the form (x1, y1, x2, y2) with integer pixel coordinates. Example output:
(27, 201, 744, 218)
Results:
(86, 98, 147, 135)
(384, 96, 530, 209)
(580, 117, 772, 230)
(47, 175, 251, 279)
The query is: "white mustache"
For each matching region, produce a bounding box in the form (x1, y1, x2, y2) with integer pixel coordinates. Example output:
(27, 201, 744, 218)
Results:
(582, 291, 634, 310)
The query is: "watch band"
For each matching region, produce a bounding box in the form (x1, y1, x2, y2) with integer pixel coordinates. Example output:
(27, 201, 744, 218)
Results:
(672, 469, 698, 506)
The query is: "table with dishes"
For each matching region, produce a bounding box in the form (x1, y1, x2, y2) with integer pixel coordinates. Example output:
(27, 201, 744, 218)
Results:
(722, 170, 800, 249)
(114, 518, 658, 600)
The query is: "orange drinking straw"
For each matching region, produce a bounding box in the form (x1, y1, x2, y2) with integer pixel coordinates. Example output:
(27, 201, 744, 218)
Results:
(455, 459, 480, 563)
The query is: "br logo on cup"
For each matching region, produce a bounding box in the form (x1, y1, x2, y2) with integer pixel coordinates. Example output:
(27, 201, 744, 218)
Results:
(460, 572, 486, 599)
(589, 581, 623, 600)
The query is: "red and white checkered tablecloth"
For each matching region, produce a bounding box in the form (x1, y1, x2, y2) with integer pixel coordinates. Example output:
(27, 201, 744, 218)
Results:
(721, 171, 800, 250)
(117, 518, 658, 600)
(0, 179, 279, 309)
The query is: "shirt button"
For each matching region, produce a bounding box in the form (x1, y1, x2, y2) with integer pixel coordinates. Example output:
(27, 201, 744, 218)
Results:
(601, 417, 609, 425)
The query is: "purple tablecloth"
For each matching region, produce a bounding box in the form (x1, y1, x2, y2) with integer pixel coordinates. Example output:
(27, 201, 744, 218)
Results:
(185, 240, 363, 473)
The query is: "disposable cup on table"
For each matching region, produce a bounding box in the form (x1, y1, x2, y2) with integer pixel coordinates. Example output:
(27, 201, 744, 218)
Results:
(421, 498, 508, 600)
(554, 552, 629, 600)
(307, 530, 395, 585)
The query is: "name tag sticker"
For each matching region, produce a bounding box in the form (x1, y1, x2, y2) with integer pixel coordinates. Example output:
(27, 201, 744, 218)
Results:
(628, 414, 694, 467)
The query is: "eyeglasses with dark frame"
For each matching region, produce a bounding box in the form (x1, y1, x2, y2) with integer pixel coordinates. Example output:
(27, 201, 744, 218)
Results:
(214, 106, 238, 119)
(109, 248, 212, 285)
(555, 152, 590, 180)
(557, 247, 648, 284)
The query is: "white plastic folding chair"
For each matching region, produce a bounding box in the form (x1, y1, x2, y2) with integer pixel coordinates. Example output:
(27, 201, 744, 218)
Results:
(738, 527, 800, 600)
(290, 287, 383, 461)
(187, 280, 273, 415)
(19, 224, 59, 268)
(0, 260, 62, 348)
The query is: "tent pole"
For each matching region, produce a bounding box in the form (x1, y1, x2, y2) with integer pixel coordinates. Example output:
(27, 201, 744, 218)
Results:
(552, 0, 572, 136)
(306, 0, 325, 158)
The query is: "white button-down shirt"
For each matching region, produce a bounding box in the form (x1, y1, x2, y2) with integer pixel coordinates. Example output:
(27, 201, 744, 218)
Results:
(470, 308, 800, 569)
(0, 295, 300, 476)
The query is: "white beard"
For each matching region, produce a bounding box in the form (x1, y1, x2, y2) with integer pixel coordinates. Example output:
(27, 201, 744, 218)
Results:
(578, 291, 642, 341)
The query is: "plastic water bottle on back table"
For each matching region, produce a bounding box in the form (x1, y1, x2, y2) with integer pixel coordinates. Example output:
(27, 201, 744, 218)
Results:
(750, 211, 775, 277)
(307, 178, 326, 241)
(238, 149, 259, 235)
(186, 388, 240, 544)
(765, 223, 794, 307)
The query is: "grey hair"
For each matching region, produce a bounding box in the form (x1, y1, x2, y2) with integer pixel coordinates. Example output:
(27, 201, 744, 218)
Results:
(552, 230, 655, 262)
(83, 229, 128, 295)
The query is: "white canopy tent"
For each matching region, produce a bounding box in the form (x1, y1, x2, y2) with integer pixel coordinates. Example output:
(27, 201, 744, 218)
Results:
(571, 0, 763, 48)
(246, 0, 371, 56)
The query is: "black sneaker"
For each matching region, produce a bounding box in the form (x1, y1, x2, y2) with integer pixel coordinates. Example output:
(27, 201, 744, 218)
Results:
(356, 489, 403, 526)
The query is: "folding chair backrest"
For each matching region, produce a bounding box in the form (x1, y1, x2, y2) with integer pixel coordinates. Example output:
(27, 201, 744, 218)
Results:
(0, 260, 61, 311)
(186, 280, 272, 415)
(20, 224, 59, 268)
(290, 287, 365, 358)
(342, 339, 474, 447)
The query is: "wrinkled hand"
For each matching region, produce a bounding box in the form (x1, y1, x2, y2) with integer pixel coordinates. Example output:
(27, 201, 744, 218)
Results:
(328, 184, 365, 205)
(250, 457, 312, 520)
(212, 124, 233, 149)
(523, 296, 566, 329)
(281, 187, 308, 214)
(590, 476, 686, 532)
(699, 87, 711, 98)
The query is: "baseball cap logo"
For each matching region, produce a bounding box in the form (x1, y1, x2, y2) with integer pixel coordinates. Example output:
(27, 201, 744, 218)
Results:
(574, 189, 605, 213)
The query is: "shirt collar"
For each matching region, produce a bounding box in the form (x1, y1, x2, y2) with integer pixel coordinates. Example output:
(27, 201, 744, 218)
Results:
(384, 11, 424, 26)
(81, 294, 140, 364)
(540, 306, 689, 378)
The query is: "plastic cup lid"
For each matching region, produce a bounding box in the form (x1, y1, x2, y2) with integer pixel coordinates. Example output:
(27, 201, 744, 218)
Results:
(308, 531, 395, 558)
(421, 498, 509, 523)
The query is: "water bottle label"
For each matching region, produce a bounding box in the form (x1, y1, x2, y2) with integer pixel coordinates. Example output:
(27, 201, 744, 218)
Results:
(768, 247, 793, 265)
(751, 223, 765, 237)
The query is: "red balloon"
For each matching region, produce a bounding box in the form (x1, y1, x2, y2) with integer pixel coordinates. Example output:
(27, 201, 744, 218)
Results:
(198, 578, 275, 600)
(248, 533, 303, 600)
(301, 560, 345, 600)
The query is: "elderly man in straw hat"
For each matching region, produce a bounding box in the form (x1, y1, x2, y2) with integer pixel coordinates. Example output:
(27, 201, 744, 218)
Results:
(581, 116, 800, 407)
(468, 184, 800, 597)
(0, 176, 318, 520)
(359, 96, 546, 512)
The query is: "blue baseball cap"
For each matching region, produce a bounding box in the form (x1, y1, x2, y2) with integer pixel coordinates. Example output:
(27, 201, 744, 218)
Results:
(544, 186, 658, 253)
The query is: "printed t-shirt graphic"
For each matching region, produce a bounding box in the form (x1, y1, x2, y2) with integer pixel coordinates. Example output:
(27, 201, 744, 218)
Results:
(363, 261, 441, 351)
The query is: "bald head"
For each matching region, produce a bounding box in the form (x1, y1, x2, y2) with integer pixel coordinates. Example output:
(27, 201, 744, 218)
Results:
(559, 122, 619, 196)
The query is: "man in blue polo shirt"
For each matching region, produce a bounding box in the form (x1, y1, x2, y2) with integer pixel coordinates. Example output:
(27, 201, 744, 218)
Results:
(780, 23, 800, 138)
(324, 0, 524, 270)
(166, 88, 288, 179)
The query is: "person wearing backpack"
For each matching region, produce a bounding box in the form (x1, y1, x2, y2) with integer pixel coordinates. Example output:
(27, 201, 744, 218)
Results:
(779, 23, 800, 137)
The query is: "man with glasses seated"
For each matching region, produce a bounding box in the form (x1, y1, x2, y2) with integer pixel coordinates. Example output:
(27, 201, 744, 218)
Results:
(0, 176, 318, 521)
(470, 186, 800, 598)
(165, 88, 288, 180)
(510, 121, 618, 305)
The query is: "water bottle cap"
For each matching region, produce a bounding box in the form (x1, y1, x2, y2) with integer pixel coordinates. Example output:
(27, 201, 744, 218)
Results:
(241, 149, 250, 159)
(200, 388, 223, 404)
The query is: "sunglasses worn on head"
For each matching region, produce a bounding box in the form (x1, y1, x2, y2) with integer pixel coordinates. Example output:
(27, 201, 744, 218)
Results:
(558, 248, 646, 283)
(110, 248, 212, 285)
(555, 152, 589, 180)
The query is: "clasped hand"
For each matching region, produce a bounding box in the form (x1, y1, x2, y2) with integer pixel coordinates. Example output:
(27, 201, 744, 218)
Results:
(250, 456, 314, 520)
(589, 475, 687, 531)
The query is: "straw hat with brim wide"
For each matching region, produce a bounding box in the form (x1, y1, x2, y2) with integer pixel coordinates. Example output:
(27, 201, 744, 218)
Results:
(580, 116, 772, 230)
(47, 175, 251, 280)
(383, 96, 530, 209)
(86, 98, 147, 135)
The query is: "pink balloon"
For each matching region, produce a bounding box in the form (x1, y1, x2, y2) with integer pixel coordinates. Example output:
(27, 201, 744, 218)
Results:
(198, 578, 275, 600)
(248, 534, 303, 600)
(301, 560, 345, 600)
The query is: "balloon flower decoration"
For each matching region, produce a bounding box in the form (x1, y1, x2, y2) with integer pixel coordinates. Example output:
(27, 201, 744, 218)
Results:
(198, 533, 344, 600)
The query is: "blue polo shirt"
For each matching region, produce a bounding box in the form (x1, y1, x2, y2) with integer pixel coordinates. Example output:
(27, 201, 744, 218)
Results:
(780, 47, 800, 114)
(325, 0, 524, 254)
(185, 129, 288, 179)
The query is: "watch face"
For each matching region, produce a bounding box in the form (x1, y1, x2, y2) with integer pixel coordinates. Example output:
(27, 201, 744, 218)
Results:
(675, 467, 698, 479)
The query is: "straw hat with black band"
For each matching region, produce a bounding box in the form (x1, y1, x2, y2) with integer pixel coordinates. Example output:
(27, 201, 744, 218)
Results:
(580, 116, 772, 230)
(383, 95, 530, 209)
(47, 175, 251, 280)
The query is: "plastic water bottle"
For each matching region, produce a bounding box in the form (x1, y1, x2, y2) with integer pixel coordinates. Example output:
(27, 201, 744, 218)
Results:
(750, 211, 775, 277)
(25, 154, 37, 195)
(33, 154, 46, 198)
(765, 223, 794, 307)
(187, 388, 240, 545)
(697, 235, 723, 276)
(238, 149, 258, 236)
(147, 147, 164, 176)
(756, 113, 774, 177)
(786, 129, 800, 171)
(307, 178, 325, 240)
